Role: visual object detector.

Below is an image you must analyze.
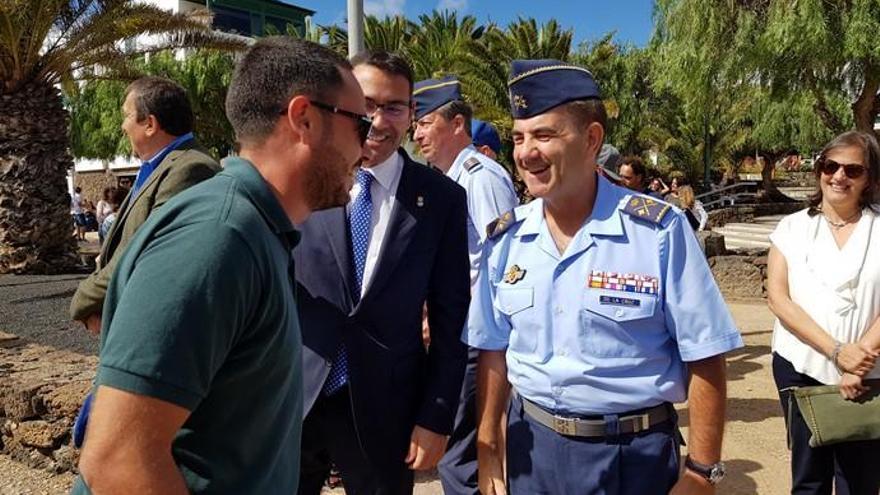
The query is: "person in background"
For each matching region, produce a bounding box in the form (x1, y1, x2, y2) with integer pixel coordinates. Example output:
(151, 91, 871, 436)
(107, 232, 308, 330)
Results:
(98, 188, 127, 245)
(596, 143, 622, 184)
(71, 186, 87, 241)
(767, 130, 880, 495)
(69, 76, 220, 334)
(677, 185, 708, 231)
(471, 119, 502, 161)
(650, 176, 671, 197)
(619, 156, 664, 199)
(95, 187, 115, 226)
(412, 76, 518, 495)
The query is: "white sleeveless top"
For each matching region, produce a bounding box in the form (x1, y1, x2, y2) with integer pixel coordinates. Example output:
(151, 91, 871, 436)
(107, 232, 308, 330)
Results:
(770, 207, 880, 384)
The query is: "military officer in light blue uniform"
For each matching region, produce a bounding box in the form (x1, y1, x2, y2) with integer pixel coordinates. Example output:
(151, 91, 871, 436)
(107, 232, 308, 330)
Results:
(412, 77, 519, 495)
(467, 60, 743, 495)
(413, 76, 519, 282)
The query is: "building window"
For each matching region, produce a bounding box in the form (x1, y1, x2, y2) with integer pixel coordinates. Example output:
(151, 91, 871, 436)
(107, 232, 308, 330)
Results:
(212, 6, 252, 36)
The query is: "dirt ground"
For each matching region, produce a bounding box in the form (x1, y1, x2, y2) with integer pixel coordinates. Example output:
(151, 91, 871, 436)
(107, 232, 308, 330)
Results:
(0, 272, 789, 494)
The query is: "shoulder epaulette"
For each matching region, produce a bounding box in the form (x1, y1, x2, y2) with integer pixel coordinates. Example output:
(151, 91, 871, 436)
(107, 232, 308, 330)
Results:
(486, 209, 517, 239)
(463, 157, 482, 173)
(621, 195, 671, 225)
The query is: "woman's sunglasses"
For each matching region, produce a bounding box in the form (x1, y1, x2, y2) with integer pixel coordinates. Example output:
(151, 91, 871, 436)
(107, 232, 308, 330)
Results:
(817, 158, 867, 179)
(279, 101, 373, 145)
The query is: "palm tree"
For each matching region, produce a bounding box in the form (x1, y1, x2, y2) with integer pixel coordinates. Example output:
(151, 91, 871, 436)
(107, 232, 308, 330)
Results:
(365, 15, 415, 54)
(458, 18, 574, 139)
(406, 11, 483, 81)
(0, 0, 243, 274)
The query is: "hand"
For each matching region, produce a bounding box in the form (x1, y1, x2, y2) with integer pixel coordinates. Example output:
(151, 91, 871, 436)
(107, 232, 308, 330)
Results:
(835, 343, 878, 376)
(670, 467, 714, 495)
(477, 445, 507, 495)
(404, 425, 448, 470)
(81, 314, 102, 336)
(840, 372, 871, 400)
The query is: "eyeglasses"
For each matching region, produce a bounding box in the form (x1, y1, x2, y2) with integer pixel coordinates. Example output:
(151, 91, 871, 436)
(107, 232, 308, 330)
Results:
(365, 99, 411, 121)
(279, 100, 373, 145)
(817, 158, 867, 179)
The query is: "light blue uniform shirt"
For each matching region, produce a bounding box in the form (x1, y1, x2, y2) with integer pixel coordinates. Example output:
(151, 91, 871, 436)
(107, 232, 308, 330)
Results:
(465, 176, 743, 414)
(447, 145, 518, 283)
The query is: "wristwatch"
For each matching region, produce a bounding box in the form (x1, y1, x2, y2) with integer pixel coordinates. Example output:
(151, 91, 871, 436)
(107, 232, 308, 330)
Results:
(685, 455, 726, 485)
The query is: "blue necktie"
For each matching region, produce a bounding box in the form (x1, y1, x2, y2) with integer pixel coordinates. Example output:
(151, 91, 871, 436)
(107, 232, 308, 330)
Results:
(324, 169, 373, 396)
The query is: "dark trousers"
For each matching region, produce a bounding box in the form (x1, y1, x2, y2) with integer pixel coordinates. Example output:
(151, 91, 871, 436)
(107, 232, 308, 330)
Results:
(438, 347, 479, 495)
(297, 387, 414, 495)
(506, 394, 680, 495)
(772, 353, 880, 495)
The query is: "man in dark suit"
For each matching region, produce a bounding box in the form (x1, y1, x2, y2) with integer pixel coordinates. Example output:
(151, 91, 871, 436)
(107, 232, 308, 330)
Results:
(294, 51, 470, 495)
(70, 76, 219, 332)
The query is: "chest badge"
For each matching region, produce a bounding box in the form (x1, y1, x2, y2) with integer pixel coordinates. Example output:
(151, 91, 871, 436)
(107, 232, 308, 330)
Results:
(416, 195, 425, 207)
(504, 264, 527, 284)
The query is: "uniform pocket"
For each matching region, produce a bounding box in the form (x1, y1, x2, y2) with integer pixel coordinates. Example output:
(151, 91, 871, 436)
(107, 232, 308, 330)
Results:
(494, 287, 534, 316)
(580, 289, 660, 358)
(583, 290, 656, 322)
(494, 286, 538, 354)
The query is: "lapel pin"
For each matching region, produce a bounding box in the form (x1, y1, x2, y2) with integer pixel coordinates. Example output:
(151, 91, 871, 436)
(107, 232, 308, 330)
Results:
(504, 264, 526, 284)
(416, 195, 424, 207)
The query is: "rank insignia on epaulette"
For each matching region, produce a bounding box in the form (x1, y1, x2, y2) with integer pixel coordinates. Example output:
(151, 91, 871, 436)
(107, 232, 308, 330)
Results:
(504, 264, 526, 284)
(622, 196, 671, 224)
(463, 157, 481, 172)
(487, 210, 515, 239)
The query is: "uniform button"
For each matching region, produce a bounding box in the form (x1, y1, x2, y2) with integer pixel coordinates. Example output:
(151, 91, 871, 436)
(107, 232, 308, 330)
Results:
(558, 348, 567, 356)
(553, 386, 563, 396)
(615, 309, 624, 317)
(325, 360, 332, 367)
(554, 306, 563, 315)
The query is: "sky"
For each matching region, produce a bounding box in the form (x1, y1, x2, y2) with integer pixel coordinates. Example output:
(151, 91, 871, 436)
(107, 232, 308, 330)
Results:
(290, 0, 656, 47)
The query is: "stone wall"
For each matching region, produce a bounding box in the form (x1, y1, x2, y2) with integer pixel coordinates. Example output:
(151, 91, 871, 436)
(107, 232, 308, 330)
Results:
(0, 332, 96, 473)
(72, 170, 134, 206)
(708, 252, 768, 300)
(705, 202, 805, 230)
(699, 231, 769, 300)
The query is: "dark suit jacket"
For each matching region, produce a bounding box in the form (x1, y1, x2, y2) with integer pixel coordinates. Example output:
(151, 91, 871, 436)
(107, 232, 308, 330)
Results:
(70, 140, 220, 321)
(293, 149, 470, 473)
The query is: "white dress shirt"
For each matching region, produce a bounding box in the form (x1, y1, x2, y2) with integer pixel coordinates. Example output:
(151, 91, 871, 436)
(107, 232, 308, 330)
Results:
(347, 151, 404, 296)
(770, 207, 880, 384)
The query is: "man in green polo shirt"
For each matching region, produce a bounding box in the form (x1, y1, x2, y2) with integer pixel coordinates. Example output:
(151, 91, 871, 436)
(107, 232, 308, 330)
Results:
(73, 37, 369, 494)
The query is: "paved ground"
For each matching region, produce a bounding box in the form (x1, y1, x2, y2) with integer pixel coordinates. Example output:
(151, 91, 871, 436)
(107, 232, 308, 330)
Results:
(0, 268, 790, 493)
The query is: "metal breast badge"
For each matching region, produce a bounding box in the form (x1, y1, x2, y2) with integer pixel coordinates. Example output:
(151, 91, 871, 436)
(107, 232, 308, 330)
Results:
(504, 264, 526, 284)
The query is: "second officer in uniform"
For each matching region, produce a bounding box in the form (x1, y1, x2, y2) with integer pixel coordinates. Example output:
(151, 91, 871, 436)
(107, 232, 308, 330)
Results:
(412, 76, 519, 495)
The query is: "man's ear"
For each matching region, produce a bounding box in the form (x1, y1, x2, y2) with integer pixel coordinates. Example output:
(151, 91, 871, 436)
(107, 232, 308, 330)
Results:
(453, 114, 467, 136)
(586, 121, 605, 160)
(283, 95, 314, 144)
(144, 115, 159, 138)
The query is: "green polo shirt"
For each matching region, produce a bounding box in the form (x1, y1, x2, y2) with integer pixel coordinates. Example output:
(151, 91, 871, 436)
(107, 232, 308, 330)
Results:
(72, 158, 303, 494)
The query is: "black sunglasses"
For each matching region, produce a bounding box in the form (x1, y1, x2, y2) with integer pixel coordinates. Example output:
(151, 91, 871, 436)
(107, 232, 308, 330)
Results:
(817, 158, 867, 179)
(278, 100, 373, 145)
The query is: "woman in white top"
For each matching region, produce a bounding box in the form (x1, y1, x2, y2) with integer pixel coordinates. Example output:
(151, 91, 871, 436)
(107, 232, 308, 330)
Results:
(95, 186, 115, 225)
(767, 130, 880, 494)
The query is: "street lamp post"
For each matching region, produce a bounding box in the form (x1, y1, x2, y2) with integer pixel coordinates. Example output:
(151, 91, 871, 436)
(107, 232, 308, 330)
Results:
(347, 0, 364, 57)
